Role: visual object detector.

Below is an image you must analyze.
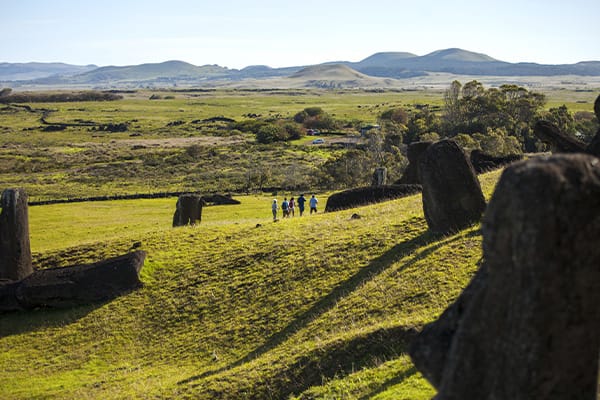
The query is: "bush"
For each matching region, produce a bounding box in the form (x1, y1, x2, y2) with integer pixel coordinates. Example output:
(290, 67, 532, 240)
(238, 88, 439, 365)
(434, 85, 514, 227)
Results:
(256, 124, 288, 144)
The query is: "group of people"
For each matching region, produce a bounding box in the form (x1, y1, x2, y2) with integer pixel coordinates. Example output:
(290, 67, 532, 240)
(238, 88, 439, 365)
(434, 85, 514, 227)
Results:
(271, 194, 318, 221)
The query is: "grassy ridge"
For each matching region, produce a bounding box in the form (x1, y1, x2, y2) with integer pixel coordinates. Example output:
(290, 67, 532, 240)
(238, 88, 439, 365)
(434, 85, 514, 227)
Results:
(0, 170, 501, 399)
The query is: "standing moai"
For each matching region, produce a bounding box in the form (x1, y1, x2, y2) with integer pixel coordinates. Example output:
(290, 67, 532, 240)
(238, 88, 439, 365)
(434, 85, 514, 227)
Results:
(371, 167, 387, 187)
(395, 141, 432, 184)
(410, 154, 600, 399)
(418, 140, 486, 234)
(0, 188, 33, 281)
(172, 194, 205, 227)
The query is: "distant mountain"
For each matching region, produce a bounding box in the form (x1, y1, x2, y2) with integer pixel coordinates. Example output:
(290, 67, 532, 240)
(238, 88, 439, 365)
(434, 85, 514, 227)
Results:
(2, 48, 600, 88)
(348, 48, 600, 77)
(67, 60, 230, 84)
(0, 62, 97, 81)
(420, 48, 498, 62)
(287, 64, 398, 88)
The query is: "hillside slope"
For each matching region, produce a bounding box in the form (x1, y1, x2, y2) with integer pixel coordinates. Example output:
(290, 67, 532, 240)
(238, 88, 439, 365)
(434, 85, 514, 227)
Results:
(0, 171, 500, 399)
(287, 64, 400, 88)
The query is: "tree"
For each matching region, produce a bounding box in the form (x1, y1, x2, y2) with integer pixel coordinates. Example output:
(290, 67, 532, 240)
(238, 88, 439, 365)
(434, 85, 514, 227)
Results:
(256, 124, 287, 144)
(441, 80, 546, 152)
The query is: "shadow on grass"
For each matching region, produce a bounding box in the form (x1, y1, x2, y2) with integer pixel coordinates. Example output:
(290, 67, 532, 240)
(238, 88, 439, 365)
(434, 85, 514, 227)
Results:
(357, 366, 419, 400)
(0, 303, 104, 339)
(179, 227, 481, 387)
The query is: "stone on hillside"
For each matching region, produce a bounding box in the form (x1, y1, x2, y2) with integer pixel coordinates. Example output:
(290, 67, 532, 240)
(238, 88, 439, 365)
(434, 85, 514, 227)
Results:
(583, 94, 600, 157)
(395, 141, 432, 184)
(534, 120, 586, 153)
(203, 193, 241, 205)
(0, 251, 145, 311)
(173, 194, 205, 227)
(410, 154, 600, 399)
(324, 184, 421, 212)
(371, 167, 387, 187)
(0, 188, 33, 281)
(418, 140, 486, 234)
(469, 149, 523, 173)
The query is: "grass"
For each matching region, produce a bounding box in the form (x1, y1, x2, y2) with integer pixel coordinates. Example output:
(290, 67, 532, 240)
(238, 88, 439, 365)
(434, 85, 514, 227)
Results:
(0, 87, 592, 398)
(1, 88, 594, 202)
(0, 169, 502, 399)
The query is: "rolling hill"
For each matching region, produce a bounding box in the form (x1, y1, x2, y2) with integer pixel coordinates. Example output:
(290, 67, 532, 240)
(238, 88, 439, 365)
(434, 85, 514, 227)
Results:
(0, 62, 97, 81)
(287, 64, 399, 88)
(2, 48, 600, 88)
(0, 171, 501, 399)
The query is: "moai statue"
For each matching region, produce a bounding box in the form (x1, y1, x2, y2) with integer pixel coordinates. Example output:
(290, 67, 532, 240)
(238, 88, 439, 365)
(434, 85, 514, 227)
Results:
(395, 141, 432, 184)
(173, 194, 205, 227)
(0, 188, 33, 281)
(411, 154, 600, 400)
(371, 167, 387, 187)
(418, 140, 486, 234)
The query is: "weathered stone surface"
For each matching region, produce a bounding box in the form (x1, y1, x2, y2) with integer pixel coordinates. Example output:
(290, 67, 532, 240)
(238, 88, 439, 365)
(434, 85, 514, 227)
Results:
(371, 167, 387, 187)
(395, 141, 432, 184)
(418, 140, 486, 234)
(203, 193, 240, 205)
(534, 120, 587, 153)
(583, 94, 600, 157)
(324, 184, 421, 212)
(410, 154, 600, 399)
(469, 149, 523, 173)
(173, 194, 205, 227)
(0, 188, 33, 281)
(0, 251, 145, 311)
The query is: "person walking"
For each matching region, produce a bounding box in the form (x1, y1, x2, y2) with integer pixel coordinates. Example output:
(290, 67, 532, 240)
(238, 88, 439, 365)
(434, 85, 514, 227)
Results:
(309, 194, 318, 214)
(282, 197, 289, 218)
(272, 199, 279, 221)
(297, 194, 306, 216)
(288, 197, 295, 217)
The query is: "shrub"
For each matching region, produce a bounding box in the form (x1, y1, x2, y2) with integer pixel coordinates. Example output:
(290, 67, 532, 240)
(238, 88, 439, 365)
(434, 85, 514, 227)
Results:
(256, 124, 288, 144)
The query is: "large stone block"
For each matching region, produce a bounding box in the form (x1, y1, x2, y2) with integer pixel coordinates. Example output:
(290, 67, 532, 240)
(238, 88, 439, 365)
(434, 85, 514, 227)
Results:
(395, 141, 432, 185)
(0, 250, 145, 311)
(324, 184, 421, 212)
(418, 140, 486, 234)
(173, 194, 205, 227)
(410, 154, 600, 399)
(0, 188, 33, 281)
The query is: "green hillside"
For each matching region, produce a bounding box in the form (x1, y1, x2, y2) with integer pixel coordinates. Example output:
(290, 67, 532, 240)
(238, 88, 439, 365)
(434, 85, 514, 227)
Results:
(0, 171, 501, 399)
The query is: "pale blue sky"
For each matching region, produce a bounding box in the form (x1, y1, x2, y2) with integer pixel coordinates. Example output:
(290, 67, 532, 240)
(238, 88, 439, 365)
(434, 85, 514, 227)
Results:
(2, 0, 599, 69)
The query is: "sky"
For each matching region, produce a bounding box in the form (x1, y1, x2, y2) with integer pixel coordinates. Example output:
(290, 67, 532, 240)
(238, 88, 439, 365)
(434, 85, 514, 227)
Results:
(2, 0, 599, 69)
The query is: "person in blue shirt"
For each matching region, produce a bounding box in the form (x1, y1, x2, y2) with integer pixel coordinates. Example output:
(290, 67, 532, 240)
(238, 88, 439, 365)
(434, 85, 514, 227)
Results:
(309, 194, 318, 214)
(297, 194, 306, 216)
(282, 197, 289, 218)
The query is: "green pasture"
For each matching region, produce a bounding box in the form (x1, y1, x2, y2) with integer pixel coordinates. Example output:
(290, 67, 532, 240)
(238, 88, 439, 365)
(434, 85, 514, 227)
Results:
(1, 169, 503, 399)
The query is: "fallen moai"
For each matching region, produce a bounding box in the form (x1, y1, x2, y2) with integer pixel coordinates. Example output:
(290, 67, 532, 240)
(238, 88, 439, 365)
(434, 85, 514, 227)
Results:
(0, 251, 146, 311)
(203, 193, 241, 205)
(533, 120, 587, 153)
(173, 194, 206, 227)
(0, 188, 33, 281)
(418, 140, 486, 234)
(410, 154, 600, 399)
(0, 188, 146, 312)
(469, 149, 523, 173)
(324, 184, 421, 212)
(534, 93, 600, 156)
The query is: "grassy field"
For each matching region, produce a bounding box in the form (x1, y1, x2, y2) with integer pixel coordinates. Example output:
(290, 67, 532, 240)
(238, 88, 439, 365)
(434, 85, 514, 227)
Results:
(0, 89, 441, 202)
(2, 87, 597, 202)
(0, 87, 596, 398)
(0, 168, 503, 399)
